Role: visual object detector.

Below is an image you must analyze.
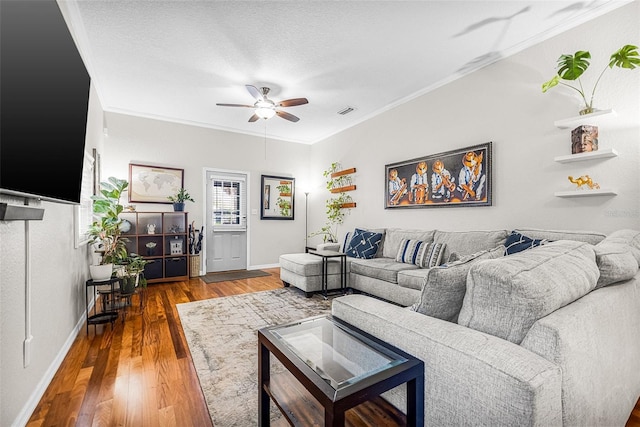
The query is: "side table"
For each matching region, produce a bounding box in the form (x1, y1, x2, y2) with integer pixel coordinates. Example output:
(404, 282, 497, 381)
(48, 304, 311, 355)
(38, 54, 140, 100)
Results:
(308, 249, 347, 298)
(85, 277, 120, 334)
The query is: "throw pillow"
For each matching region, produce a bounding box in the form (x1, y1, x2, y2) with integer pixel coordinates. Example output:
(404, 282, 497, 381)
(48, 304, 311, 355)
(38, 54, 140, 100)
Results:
(593, 241, 639, 288)
(411, 245, 504, 322)
(602, 229, 640, 266)
(504, 231, 549, 255)
(344, 228, 383, 259)
(458, 240, 599, 345)
(395, 239, 445, 268)
(341, 231, 353, 253)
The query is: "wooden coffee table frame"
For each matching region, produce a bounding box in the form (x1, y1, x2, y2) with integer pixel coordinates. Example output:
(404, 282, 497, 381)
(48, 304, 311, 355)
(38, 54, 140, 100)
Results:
(258, 315, 424, 426)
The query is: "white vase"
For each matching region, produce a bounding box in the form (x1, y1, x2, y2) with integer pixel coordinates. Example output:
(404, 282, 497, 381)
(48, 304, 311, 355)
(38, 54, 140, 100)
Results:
(89, 263, 113, 282)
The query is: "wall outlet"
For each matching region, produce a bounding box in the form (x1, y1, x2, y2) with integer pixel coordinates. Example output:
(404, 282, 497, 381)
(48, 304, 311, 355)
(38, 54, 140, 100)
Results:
(251, 209, 258, 215)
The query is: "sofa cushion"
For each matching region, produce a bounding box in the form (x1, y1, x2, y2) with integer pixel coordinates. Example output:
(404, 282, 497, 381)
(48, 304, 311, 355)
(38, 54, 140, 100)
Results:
(395, 239, 445, 268)
(593, 239, 639, 288)
(396, 269, 431, 290)
(504, 231, 549, 255)
(601, 229, 640, 266)
(350, 258, 418, 284)
(345, 228, 383, 259)
(410, 246, 504, 322)
(433, 229, 508, 262)
(382, 228, 435, 259)
(514, 228, 605, 245)
(458, 240, 599, 345)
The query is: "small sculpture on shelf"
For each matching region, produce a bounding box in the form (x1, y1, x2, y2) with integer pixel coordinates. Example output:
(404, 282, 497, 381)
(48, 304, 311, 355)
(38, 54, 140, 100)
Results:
(145, 241, 157, 256)
(571, 125, 598, 154)
(568, 175, 600, 190)
(146, 223, 156, 234)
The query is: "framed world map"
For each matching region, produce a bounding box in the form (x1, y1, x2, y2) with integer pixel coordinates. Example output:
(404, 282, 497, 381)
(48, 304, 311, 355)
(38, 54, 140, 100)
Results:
(128, 163, 184, 203)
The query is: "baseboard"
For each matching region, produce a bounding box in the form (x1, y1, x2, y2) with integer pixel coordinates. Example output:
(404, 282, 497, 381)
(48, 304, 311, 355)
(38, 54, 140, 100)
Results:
(249, 263, 279, 270)
(12, 302, 92, 427)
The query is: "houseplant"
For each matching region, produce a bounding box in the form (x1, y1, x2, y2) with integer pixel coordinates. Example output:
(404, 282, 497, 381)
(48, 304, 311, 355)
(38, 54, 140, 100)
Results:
(168, 188, 195, 211)
(542, 44, 640, 115)
(309, 163, 353, 243)
(118, 253, 148, 294)
(88, 177, 129, 281)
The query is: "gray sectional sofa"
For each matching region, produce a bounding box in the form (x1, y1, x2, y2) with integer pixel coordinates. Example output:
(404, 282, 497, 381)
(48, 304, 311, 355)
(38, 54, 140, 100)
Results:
(280, 227, 640, 425)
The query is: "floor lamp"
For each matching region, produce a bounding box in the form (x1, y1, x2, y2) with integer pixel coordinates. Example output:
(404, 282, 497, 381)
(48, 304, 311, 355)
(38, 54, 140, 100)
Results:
(304, 192, 309, 250)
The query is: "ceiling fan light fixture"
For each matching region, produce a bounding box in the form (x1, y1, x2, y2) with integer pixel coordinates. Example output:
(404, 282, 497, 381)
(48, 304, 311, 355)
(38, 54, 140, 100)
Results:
(255, 107, 276, 119)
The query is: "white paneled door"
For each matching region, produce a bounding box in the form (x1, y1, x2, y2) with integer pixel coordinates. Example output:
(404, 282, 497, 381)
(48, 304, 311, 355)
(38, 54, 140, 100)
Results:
(205, 170, 247, 272)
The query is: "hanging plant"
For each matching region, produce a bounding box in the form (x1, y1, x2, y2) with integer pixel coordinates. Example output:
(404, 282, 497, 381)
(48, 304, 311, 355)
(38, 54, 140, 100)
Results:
(309, 163, 354, 243)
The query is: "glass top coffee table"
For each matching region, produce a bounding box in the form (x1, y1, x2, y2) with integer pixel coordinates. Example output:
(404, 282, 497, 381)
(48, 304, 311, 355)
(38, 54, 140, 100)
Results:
(258, 315, 424, 426)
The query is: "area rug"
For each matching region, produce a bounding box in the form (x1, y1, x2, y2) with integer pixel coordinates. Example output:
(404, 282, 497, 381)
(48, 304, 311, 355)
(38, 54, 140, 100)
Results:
(201, 269, 271, 283)
(176, 288, 333, 426)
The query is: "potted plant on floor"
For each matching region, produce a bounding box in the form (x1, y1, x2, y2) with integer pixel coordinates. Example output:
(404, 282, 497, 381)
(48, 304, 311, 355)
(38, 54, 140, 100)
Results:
(88, 177, 129, 281)
(168, 188, 195, 212)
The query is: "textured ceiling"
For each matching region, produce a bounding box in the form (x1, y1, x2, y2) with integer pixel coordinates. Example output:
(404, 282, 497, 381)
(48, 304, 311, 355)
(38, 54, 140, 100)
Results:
(60, 0, 630, 144)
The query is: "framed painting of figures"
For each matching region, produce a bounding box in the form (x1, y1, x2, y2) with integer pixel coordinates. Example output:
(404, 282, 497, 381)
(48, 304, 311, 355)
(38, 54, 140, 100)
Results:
(384, 142, 492, 209)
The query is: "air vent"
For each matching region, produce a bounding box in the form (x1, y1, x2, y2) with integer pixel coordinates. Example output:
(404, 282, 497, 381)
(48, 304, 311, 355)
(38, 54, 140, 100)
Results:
(337, 106, 356, 115)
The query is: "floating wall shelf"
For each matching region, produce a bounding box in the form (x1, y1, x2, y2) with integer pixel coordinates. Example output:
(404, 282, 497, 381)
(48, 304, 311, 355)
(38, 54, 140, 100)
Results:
(330, 167, 356, 178)
(554, 189, 617, 198)
(554, 109, 616, 129)
(330, 185, 356, 193)
(554, 148, 618, 163)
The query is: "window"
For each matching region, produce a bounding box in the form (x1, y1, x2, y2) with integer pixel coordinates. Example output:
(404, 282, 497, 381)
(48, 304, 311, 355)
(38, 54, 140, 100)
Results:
(210, 176, 246, 228)
(74, 150, 95, 247)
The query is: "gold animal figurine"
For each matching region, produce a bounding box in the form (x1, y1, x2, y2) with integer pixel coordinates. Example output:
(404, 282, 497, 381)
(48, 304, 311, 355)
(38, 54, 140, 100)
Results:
(568, 175, 600, 190)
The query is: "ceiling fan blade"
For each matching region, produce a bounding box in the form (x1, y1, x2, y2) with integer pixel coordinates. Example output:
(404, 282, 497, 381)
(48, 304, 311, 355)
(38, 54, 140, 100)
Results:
(248, 113, 260, 122)
(245, 85, 263, 101)
(216, 103, 254, 108)
(276, 110, 300, 122)
(277, 98, 308, 108)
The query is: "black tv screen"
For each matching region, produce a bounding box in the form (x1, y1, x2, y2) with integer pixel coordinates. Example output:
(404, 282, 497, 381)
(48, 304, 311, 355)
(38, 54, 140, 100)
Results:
(1, 0, 91, 204)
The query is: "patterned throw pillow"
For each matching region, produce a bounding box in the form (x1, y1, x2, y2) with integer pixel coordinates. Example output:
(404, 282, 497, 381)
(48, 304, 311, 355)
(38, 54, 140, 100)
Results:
(395, 239, 446, 268)
(345, 228, 383, 259)
(504, 231, 549, 255)
(341, 231, 352, 253)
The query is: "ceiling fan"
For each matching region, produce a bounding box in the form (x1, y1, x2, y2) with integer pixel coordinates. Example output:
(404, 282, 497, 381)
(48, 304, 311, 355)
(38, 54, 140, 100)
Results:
(217, 85, 308, 122)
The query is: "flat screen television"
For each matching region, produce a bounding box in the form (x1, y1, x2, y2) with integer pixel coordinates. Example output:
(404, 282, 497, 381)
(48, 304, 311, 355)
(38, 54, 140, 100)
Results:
(1, 0, 91, 205)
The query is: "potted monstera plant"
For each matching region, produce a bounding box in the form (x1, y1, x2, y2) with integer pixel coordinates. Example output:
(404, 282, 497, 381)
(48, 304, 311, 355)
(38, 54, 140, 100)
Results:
(88, 177, 129, 281)
(542, 44, 640, 115)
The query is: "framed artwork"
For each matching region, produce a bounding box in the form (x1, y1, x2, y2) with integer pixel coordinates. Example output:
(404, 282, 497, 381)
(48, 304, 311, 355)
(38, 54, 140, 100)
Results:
(261, 175, 295, 220)
(129, 163, 184, 203)
(385, 141, 492, 209)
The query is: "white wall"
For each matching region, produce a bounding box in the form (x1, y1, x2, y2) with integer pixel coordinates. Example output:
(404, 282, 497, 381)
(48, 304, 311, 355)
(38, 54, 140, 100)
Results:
(0, 84, 105, 426)
(100, 112, 312, 267)
(307, 1, 640, 245)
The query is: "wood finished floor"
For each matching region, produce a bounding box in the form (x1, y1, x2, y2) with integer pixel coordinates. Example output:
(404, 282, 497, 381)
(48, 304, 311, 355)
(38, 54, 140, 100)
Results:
(27, 267, 640, 426)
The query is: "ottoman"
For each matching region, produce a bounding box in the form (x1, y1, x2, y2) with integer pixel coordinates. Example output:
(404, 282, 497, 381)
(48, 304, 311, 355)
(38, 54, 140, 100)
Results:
(279, 252, 350, 297)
